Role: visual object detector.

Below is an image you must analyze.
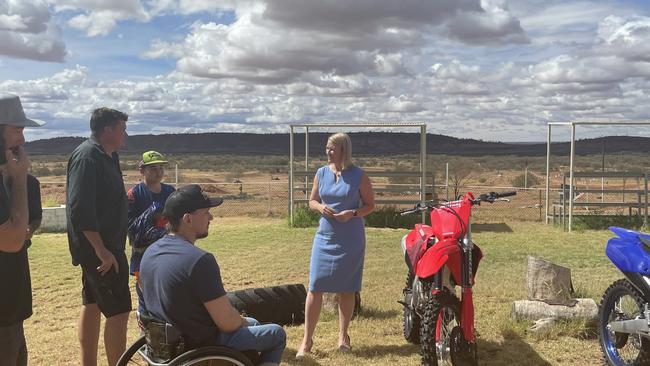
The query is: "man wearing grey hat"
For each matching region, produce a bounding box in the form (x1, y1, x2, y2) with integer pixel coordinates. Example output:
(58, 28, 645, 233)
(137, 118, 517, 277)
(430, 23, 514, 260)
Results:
(0, 94, 44, 366)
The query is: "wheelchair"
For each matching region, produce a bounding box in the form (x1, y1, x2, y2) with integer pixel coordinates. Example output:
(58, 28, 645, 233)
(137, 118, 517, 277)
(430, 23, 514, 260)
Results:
(117, 312, 257, 366)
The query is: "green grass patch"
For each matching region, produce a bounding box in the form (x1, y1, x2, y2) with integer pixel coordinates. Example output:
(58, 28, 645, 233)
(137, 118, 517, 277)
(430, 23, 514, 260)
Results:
(556, 215, 644, 230)
(24, 218, 621, 365)
(41, 197, 61, 208)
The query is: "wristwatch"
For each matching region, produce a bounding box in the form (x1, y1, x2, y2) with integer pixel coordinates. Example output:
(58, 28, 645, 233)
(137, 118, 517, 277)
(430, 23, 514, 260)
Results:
(353, 210, 358, 217)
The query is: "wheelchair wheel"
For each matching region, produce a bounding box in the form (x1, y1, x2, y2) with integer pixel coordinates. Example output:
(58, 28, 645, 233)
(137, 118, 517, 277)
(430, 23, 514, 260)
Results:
(168, 346, 254, 366)
(116, 335, 149, 366)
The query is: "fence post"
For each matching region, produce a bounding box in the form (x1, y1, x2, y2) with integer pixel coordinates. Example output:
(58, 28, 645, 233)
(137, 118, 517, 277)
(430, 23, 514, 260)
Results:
(524, 164, 528, 188)
(431, 170, 436, 201)
(268, 181, 272, 216)
(539, 189, 542, 221)
(445, 162, 449, 200)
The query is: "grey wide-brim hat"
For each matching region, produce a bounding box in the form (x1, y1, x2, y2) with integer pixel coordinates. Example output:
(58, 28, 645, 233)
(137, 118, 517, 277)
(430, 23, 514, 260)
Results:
(0, 94, 45, 127)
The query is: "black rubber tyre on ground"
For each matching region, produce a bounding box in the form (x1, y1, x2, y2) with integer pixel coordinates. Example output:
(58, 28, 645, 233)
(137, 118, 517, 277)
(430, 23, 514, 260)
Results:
(402, 272, 421, 344)
(227, 283, 307, 326)
(599, 279, 650, 366)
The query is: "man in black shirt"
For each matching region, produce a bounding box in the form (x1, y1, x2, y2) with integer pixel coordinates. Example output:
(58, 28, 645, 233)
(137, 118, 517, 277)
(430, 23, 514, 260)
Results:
(66, 107, 130, 366)
(0, 94, 44, 366)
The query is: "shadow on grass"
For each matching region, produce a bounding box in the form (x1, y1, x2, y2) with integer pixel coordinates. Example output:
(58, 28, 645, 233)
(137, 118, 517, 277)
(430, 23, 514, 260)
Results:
(281, 333, 551, 365)
(282, 348, 324, 366)
(353, 343, 420, 358)
(357, 307, 400, 320)
(472, 223, 513, 233)
(478, 332, 552, 366)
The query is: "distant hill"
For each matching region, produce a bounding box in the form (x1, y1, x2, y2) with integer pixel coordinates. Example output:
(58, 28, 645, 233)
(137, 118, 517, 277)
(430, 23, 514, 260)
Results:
(24, 133, 650, 156)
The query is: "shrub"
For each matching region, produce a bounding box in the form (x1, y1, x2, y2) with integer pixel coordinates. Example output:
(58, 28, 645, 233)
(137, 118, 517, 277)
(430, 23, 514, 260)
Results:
(511, 173, 540, 188)
(289, 205, 423, 229)
(571, 215, 644, 230)
(32, 165, 52, 177)
(364, 205, 424, 229)
(290, 205, 320, 227)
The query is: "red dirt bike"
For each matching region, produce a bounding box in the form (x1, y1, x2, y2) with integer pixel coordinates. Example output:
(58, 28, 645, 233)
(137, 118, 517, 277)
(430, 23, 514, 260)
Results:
(398, 191, 516, 365)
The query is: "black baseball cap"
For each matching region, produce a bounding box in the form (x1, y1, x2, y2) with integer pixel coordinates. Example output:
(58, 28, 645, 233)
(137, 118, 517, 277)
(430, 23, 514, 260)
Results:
(163, 184, 223, 222)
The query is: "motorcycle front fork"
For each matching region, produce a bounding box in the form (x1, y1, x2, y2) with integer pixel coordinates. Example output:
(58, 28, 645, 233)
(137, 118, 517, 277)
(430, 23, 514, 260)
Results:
(428, 242, 476, 343)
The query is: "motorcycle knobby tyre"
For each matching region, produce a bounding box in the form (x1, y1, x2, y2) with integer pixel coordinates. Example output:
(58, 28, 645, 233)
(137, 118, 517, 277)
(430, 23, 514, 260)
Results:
(420, 289, 477, 366)
(402, 272, 421, 344)
(598, 279, 650, 366)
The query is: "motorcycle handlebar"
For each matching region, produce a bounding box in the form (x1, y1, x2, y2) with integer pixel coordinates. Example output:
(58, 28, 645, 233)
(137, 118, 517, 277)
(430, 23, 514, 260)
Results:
(399, 208, 419, 216)
(399, 199, 438, 216)
(400, 191, 517, 215)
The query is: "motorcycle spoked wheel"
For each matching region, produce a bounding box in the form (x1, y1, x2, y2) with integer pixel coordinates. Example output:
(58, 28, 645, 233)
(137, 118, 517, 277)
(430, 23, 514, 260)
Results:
(599, 279, 650, 366)
(449, 327, 478, 366)
(420, 289, 478, 366)
(402, 272, 421, 344)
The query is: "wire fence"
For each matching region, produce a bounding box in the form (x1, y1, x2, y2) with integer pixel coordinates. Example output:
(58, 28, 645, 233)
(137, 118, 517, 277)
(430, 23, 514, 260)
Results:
(39, 180, 550, 223)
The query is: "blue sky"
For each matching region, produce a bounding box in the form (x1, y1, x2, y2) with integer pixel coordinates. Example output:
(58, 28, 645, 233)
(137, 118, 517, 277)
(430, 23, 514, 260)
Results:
(2, 0, 650, 142)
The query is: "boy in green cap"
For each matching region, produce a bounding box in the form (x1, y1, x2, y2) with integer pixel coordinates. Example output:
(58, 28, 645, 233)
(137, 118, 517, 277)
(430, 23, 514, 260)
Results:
(127, 151, 175, 314)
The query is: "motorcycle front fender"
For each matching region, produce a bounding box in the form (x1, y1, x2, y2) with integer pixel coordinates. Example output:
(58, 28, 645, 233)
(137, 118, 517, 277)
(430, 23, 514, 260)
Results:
(415, 238, 462, 282)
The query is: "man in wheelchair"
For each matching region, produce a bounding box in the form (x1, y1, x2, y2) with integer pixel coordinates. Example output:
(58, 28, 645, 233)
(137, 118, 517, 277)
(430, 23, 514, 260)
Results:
(139, 185, 286, 365)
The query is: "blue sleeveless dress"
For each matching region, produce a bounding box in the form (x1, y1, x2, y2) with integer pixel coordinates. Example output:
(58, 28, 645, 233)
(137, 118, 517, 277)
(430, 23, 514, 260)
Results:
(309, 165, 366, 292)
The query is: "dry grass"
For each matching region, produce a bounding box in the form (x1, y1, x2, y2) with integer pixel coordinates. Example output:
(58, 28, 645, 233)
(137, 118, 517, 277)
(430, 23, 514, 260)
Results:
(24, 217, 620, 365)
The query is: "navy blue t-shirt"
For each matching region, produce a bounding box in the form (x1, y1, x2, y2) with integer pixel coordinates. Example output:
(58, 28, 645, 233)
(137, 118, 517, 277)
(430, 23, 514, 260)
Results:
(127, 182, 175, 224)
(127, 182, 175, 273)
(139, 235, 226, 346)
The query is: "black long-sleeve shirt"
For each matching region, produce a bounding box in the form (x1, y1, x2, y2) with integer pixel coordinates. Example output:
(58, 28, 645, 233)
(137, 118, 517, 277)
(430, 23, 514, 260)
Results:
(66, 138, 127, 266)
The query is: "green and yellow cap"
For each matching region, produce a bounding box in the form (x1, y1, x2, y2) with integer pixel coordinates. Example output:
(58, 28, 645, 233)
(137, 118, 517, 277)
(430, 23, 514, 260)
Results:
(139, 150, 168, 167)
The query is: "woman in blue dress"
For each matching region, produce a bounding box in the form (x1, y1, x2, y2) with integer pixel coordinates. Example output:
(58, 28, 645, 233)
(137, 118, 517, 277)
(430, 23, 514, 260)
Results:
(296, 133, 375, 358)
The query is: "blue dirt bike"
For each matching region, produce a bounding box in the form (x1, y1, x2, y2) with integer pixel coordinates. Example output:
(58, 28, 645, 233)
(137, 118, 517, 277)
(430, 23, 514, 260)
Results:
(599, 227, 650, 365)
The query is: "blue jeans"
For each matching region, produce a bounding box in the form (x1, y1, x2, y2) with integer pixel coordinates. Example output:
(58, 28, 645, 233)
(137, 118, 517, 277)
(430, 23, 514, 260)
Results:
(218, 318, 286, 364)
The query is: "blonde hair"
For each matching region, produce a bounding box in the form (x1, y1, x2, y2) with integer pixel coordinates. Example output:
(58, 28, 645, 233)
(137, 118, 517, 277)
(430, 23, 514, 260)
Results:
(327, 132, 353, 170)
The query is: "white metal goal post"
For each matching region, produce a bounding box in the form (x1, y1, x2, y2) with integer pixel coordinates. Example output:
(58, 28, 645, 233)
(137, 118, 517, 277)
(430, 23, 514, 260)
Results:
(545, 121, 650, 232)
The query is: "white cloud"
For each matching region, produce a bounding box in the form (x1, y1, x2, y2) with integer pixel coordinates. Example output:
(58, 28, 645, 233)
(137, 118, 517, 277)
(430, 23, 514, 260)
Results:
(145, 0, 250, 16)
(0, 0, 67, 61)
(384, 95, 424, 113)
(8, 0, 650, 142)
(445, 0, 529, 45)
(597, 15, 650, 62)
(53, 0, 150, 36)
(144, 0, 526, 85)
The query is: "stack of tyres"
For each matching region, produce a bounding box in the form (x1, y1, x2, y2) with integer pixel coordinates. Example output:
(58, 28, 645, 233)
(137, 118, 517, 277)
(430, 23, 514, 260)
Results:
(227, 284, 308, 326)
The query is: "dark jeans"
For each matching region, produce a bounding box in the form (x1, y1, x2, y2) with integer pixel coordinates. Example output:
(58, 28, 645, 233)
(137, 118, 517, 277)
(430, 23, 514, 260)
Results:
(0, 322, 27, 366)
